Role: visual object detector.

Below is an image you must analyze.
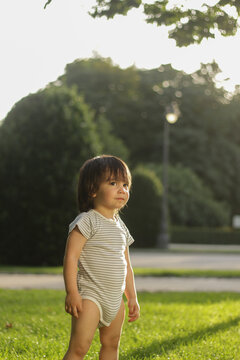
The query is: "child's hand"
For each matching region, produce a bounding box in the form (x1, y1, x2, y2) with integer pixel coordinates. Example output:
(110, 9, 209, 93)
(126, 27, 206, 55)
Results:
(65, 291, 83, 318)
(127, 298, 140, 323)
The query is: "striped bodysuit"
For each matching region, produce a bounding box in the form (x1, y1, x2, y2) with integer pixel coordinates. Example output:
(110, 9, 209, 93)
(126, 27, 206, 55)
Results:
(68, 209, 134, 327)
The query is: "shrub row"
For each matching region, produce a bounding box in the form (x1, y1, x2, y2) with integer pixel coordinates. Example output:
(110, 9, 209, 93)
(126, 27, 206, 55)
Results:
(170, 227, 240, 245)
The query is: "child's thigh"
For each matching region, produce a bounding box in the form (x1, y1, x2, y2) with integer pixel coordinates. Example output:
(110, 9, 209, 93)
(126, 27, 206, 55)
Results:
(99, 299, 125, 343)
(70, 299, 100, 345)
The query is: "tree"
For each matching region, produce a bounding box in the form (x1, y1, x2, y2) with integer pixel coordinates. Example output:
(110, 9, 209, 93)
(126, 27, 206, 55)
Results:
(57, 56, 141, 166)
(57, 56, 240, 217)
(122, 166, 162, 247)
(45, 1, 240, 47)
(166, 62, 240, 217)
(0, 86, 101, 266)
(96, 115, 129, 160)
(146, 164, 230, 227)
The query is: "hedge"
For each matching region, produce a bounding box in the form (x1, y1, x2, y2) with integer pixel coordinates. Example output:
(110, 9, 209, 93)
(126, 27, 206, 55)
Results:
(170, 227, 240, 245)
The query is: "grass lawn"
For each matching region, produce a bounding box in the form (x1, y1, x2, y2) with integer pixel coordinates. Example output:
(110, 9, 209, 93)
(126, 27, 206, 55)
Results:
(1, 290, 240, 359)
(133, 268, 240, 278)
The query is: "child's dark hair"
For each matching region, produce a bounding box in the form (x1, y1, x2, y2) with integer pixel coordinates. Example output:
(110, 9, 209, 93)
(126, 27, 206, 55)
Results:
(77, 155, 132, 213)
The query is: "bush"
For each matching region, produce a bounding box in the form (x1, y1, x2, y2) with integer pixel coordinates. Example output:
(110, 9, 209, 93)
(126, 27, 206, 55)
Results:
(122, 166, 162, 247)
(0, 86, 101, 266)
(171, 227, 240, 245)
(146, 163, 230, 227)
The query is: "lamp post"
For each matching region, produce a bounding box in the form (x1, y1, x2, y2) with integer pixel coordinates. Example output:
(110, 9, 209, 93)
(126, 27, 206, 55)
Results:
(157, 102, 180, 249)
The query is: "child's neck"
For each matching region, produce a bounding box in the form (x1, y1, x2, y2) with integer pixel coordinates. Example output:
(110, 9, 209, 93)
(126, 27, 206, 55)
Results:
(93, 206, 117, 220)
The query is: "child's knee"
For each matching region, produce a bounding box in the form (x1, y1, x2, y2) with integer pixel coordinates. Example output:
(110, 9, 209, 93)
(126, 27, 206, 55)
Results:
(69, 338, 92, 358)
(100, 333, 121, 349)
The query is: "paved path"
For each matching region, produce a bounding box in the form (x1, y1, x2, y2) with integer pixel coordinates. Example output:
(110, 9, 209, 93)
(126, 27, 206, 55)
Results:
(130, 248, 240, 270)
(1, 246, 240, 292)
(1, 273, 240, 292)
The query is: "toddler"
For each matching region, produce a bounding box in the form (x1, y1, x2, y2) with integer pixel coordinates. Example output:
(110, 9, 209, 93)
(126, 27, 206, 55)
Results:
(62, 155, 140, 360)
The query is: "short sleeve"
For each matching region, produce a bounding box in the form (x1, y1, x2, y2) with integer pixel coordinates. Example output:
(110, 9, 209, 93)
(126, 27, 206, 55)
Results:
(118, 217, 134, 247)
(126, 231, 134, 247)
(68, 212, 93, 240)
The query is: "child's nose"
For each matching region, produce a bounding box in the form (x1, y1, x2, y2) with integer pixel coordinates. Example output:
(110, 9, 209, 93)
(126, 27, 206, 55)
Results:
(118, 184, 125, 192)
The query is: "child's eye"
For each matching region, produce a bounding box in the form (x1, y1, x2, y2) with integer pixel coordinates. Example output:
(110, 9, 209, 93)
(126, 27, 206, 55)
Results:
(123, 183, 129, 189)
(110, 181, 117, 186)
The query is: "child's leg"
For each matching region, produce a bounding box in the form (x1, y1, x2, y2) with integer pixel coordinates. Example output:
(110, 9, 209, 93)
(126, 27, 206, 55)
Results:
(63, 299, 100, 360)
(99, 299, 125, 360)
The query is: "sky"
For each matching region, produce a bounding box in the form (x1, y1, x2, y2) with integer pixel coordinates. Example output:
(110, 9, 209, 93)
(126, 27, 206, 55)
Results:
(1, 0, 240, 121)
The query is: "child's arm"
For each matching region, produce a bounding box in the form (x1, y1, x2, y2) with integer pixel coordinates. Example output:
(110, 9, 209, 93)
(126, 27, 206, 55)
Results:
(124, 247, 140, 322)
(63, 226, 87, 318)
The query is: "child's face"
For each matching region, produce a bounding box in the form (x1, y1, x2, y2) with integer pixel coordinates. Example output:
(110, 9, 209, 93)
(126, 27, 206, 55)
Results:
(92, 176, 130, 213)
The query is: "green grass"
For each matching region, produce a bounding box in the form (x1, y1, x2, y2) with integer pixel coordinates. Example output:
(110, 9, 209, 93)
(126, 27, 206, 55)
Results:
(2, 266, 240, 278)
(1, 290, 240, 359)
(133, 268, 240, 278)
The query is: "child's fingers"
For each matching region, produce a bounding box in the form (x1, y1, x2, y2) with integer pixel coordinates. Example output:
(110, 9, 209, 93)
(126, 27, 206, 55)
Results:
(128, 304, 136, 314)
(128, 309, 137, 318)
(65, 301, 82, 318)
(128, 313, 136, 322)
(65, 304, 74, 317)
(128, 313, 139, 322)
(128, 306, 140, 322)
(65, 304, 70, 313)
(128, 305, 134, 314)
(72, 306, 79, 318)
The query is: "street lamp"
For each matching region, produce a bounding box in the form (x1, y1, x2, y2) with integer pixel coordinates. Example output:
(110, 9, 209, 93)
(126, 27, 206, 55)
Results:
(157, 102, 180, 249)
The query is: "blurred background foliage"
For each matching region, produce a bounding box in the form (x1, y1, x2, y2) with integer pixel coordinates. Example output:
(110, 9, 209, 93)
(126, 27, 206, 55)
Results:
(121, 166, 162, 248)
(1, 56, 240, 265)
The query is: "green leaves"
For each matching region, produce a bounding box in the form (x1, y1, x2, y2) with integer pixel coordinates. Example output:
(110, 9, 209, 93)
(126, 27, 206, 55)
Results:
(89, 0, 142, 18)
(144, 1, 239, 46)
(89, 0, 240, 47)
(43, 0, 240, 47)
(0, 86, 102, 266)
(57, 56, 240, 221)
(122, 166, 162, 247)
